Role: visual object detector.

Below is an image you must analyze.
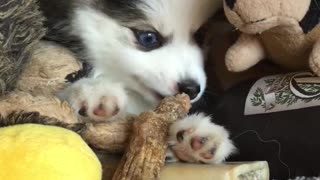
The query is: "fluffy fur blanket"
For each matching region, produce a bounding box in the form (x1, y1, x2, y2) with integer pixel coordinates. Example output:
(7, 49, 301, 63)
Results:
(0, 0, 45, 96)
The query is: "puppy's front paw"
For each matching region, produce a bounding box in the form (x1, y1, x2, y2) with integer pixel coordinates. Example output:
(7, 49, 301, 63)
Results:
(168, 113, 236, 164)
(58, 78, 127, 122)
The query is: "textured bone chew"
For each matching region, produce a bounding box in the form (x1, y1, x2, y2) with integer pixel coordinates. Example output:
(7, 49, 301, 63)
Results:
(112, 94, 191, 180)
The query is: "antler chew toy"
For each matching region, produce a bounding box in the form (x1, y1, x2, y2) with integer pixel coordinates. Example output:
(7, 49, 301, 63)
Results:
(112, 94, 191, 180)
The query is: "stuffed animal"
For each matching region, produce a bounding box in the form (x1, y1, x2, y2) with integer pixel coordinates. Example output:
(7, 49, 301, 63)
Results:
(0, 123, 102, 180)
(223, 0, 320, 75)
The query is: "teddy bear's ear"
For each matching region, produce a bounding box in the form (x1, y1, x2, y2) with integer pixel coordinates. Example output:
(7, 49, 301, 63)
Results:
(299, 0, 320, 33)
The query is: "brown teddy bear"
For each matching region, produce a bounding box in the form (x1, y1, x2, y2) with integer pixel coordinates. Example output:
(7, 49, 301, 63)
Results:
(223, 0, 320, 75)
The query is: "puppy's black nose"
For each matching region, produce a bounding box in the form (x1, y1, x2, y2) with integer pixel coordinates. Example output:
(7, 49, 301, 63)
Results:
(178, 80, 201, 100)
(225, 0, 236, 9)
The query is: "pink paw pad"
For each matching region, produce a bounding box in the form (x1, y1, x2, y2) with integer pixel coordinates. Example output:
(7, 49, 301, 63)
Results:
(190, 137, 207, 151)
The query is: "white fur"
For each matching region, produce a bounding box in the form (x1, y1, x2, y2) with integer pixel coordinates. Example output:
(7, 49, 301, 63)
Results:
(58, 0, 234, 164)
(70, 0, 221, 107)
(58, 76, 128, 122)
(168, 113, 236, 164)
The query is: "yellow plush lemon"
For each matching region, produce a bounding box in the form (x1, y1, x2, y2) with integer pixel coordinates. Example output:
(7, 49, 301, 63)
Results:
(0, 124, 102, 180)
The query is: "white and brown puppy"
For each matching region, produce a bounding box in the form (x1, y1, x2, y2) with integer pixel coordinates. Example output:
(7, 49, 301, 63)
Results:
(39, 0, 235, 164)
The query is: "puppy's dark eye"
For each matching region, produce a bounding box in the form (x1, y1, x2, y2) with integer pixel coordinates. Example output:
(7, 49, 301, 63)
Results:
(133, 30, 163, 51)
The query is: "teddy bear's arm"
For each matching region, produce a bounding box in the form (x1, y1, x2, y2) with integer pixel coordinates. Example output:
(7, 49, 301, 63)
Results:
(309, 39, 320, 76)
(225, 34, 266, 72)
